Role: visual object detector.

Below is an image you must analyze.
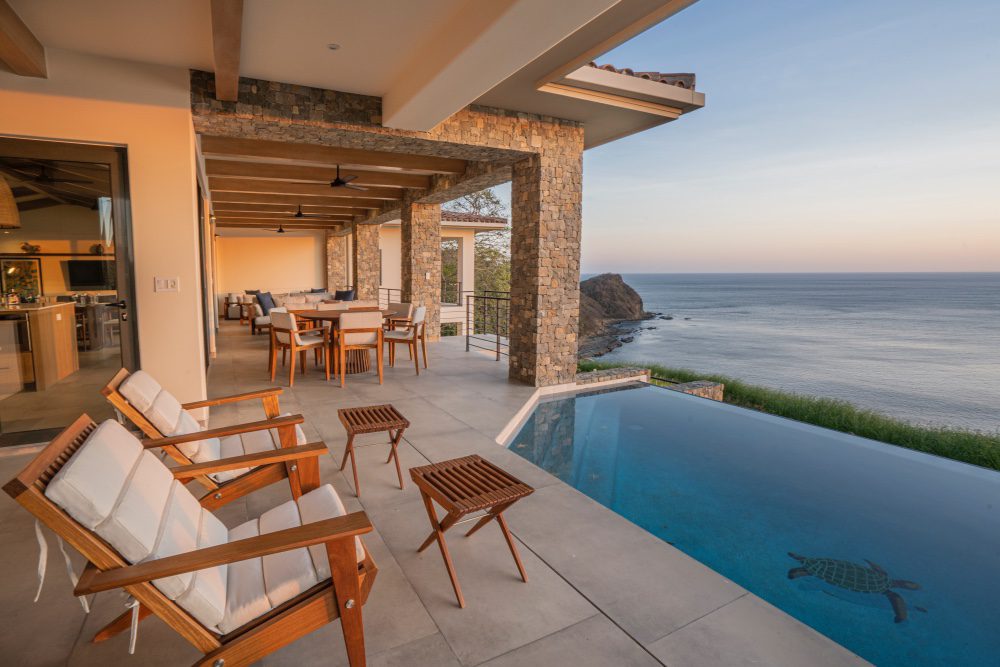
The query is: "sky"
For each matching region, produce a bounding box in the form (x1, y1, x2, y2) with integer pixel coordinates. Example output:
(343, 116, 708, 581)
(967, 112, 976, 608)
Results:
(569, 0, 1000, 273)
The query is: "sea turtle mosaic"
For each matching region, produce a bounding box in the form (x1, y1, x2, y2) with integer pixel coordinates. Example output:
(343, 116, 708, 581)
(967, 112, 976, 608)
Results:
(787, 552, 920, 623)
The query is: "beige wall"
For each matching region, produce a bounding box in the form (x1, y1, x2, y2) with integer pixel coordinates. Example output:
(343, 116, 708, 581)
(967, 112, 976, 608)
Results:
(0, 49, 206, 401)
(216, 231, 327, 295)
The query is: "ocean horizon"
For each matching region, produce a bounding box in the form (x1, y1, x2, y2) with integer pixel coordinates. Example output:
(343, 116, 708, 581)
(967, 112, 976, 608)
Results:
(586, 272, 999, 433)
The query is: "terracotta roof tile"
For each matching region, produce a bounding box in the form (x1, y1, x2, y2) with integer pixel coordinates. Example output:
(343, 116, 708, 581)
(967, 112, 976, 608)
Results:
(587, 62, 696, 90)
(441, 210, 508, 225)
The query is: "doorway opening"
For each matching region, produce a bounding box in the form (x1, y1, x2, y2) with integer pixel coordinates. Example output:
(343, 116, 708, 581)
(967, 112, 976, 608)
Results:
(0, 137, 137, 445)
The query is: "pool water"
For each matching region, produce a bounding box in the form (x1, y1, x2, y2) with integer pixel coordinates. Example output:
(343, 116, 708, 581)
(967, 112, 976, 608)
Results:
(508, 384, 1000, 666)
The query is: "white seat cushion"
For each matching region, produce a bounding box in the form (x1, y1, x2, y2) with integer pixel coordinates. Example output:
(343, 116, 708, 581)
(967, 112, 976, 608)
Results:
(254, 315, 270, 325)
(384, 329, 414, 341)
(206, 416, 308, 484)
(218, 484, 364, 634)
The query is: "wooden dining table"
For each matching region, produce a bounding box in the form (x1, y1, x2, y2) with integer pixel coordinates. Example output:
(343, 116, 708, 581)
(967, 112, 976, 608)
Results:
(293, 308, 393, 375)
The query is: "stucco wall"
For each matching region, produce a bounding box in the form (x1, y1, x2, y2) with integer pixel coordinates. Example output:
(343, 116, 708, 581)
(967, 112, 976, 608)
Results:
(0, 49, 206, 401)
(216, 232, 327, 294)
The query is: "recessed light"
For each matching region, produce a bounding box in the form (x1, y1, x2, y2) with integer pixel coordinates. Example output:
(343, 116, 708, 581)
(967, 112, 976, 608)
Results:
(327, 43, 341, 51)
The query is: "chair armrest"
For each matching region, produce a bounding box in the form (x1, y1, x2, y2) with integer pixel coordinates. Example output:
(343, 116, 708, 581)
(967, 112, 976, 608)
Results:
(171, 442, 328, 480)
(75, 512, 373, 595)
(141, 414, 304, 450)
(182, 387, 283, 410)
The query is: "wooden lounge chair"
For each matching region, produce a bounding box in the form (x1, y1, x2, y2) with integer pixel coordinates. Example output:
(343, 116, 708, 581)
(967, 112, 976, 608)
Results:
(102, 368, 310, 508)
(3, 415, 376, 667)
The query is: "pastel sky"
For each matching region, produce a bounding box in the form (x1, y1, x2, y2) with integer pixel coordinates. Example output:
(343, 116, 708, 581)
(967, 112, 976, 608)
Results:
(575, 0, 1000, 273)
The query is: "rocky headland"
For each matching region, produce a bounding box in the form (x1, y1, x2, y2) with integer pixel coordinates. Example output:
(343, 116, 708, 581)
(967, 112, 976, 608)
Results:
(577, 273, 654, 358)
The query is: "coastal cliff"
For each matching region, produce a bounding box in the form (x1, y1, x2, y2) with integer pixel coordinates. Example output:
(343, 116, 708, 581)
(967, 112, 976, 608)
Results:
(578, 273, 652, 357)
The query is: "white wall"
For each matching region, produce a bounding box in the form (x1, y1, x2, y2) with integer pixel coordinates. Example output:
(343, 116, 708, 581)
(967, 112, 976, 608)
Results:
(216, 230, 327, 294)
(0, 49, 206, 401)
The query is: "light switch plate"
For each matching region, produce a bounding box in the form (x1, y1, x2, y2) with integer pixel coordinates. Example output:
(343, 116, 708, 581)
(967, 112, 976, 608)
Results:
(154, 277, 180, 292)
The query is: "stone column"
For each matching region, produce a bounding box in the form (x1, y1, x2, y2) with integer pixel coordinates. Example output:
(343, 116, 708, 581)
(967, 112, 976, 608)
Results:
(326, 231, 349, 291)
(351, 223, 380, 300)
(401, 194, 441, 339)
(509, 149, 583, 386)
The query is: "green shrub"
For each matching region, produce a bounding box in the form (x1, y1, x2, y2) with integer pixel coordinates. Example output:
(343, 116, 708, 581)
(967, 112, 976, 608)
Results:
(578, 360, 1000, 472)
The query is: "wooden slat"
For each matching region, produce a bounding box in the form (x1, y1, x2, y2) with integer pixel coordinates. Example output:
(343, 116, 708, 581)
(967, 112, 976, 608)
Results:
(214, 212, 352, 222)
(0, 0, 46, 78)
(77, 512, 373, 594)
(211, 191, 385, 209)
(210, 177, 402, 201)
(213, 202, 369, 216)
(181, 386, 283, 410)
(142, 414, 304, 449)
(205, 160, 432, 188)
(200, 135, 467, 174)
(209, 0, 243, 101)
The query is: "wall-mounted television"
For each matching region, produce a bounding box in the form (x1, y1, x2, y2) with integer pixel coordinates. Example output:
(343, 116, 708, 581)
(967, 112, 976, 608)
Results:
(66, 260, 116, 290)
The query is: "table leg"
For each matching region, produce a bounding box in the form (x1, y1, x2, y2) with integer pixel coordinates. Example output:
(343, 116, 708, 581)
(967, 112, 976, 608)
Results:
(418, 493, 465, 608)
(386, 428, 405, 489)
(497, 513, 528, 583)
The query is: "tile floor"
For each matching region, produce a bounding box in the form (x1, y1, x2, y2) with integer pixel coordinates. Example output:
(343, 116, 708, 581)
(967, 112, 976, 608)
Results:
(0, 322, 868, 666)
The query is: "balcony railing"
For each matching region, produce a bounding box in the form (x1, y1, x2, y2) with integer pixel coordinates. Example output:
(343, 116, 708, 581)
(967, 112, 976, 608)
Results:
(465, 290, 510, 360)
(441, 280, 463, 306)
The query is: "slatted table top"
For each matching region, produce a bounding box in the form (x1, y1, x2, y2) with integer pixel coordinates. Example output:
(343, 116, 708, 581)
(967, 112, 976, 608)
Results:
(409, 455, 534, 513)
(338, 404, 410, 434)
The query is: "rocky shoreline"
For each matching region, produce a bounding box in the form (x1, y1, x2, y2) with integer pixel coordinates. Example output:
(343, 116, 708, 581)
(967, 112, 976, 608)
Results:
(577, 273, 657, 358)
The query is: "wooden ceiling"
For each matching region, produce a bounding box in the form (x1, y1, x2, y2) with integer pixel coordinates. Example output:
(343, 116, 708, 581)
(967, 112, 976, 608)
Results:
(0, 157, 110, 211)
(203, 136, 467, 231)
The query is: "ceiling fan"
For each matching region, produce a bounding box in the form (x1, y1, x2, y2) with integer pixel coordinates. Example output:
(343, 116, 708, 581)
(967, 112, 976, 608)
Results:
(292, 204, 329, 218)
(274, 224, 286, 234)
(329, 165, 367, 191)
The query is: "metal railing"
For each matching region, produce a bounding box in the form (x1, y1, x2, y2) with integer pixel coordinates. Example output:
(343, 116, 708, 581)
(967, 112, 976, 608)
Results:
(441, 280, 463, 306)
(465, 291, 510, 360)
(378, 287, 401, 309)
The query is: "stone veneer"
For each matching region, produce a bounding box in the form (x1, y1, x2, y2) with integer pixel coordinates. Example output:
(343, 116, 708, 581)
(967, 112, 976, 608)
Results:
(191, 71, 585, 386)
(401, 193, 441, 338)
(576, 367, 651, 385)
(326, 232, 349, 291)
(351, 224, 379, 300)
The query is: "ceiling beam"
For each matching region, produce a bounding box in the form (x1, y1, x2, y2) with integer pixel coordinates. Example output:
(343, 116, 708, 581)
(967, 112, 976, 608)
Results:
(213, 202, 366, 216)
(209, 177, 401, 200)
(200, 136, 467, 174)
(209, 0, 243, 101)
(17, 198, 60, 212)
(0, 0, 46, 78)
(216, 221, 343, 230)
(214, 213, 352, 222)
(210, 191, 385, 209)
(204, 160, 432, 189)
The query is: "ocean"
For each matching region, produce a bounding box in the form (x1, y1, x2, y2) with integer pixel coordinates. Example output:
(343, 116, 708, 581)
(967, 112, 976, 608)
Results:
(595, 273, 999, 433)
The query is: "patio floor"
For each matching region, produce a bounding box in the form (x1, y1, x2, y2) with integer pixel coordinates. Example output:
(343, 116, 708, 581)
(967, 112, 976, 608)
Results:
(0, 322, 867, 666)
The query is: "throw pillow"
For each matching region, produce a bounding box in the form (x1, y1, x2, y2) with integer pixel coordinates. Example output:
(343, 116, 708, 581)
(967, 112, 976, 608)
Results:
(257, 292, 276, 315)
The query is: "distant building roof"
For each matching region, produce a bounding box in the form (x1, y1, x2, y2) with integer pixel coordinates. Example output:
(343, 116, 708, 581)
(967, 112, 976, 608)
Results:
(587, 62, 696, 90)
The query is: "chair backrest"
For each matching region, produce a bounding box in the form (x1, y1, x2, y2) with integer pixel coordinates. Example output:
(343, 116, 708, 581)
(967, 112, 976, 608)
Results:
(349, 299, 379, 309)
(318, 302, 350, 311)
(388, 302, 413, 319)
(3, 416, 226, 645)
(339, 311, 382, 346)
(270, 310, 301, 345)
(412, 306, 427, 326)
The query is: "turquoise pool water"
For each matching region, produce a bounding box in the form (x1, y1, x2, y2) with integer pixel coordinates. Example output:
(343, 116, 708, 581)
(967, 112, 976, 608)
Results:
(508, 383, 1000, 666)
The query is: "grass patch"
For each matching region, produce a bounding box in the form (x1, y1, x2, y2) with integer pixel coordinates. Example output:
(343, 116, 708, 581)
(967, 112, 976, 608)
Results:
(578, 359, 1000, 472)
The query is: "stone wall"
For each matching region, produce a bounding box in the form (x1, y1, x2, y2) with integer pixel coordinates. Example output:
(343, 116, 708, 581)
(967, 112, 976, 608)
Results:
(351, 223, 379, 300)
(326, 232, 349, 291)
(401, 194, 441, 338)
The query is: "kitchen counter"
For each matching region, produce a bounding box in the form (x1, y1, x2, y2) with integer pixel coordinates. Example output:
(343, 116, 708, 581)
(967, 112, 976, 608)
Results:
(0, 302, 78, 393)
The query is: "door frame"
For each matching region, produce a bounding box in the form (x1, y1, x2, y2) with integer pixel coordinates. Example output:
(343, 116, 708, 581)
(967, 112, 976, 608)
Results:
(0, 136, 139, 444)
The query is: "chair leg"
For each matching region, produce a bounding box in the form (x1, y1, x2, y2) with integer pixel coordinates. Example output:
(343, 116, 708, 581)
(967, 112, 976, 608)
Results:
(325, 538, 368, 667)
(412, 340, 419, 375)
(288, 344, 297, 387)
(418, 495, 465, 608)
(270, 344, 279, 382)
(376, 344, 383, 385)
(387, 428, 405, 489)
(421, 331, 428, 368)
(324, 343, 331, 381)
(300, 349, 307, 373)
(282, 348, 287, 367)
(340, 345, 347, 387)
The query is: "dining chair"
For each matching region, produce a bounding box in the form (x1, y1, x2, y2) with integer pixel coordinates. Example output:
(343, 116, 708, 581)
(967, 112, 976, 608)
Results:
(270, 310, 329, 386)
(384, 306, 427, 374)
(334, 311, 384, 387)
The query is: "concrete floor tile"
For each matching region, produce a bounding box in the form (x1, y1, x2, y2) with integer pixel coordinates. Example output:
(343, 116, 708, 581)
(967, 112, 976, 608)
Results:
(646, 594, 869, 667)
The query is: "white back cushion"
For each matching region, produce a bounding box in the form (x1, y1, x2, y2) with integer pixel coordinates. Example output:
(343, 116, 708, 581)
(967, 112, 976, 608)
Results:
(118, 370, 162, 414)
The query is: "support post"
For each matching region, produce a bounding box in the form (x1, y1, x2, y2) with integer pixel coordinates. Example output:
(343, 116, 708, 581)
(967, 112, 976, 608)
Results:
(401, 193, 441, 339)
(351, 223, 380, 300)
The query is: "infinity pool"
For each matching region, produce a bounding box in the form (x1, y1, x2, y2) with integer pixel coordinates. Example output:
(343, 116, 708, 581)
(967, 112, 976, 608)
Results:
(508, 383, 1000, 666)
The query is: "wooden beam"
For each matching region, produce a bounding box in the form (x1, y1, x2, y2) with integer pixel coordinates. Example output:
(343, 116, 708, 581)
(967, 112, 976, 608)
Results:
(200, 135, 466, 174)
(16, 198, 60, 212)
(209, 177, 401, 201)
(214, 213, 351, 222)
(0, 0, 46, 78)
(213, 202, 368, 216)
(209, 0, 243, 101)
(217, 221, 344, 230)
(204, 159, 432, 188)
(210, 191, 385, 209)
(538, 82, 683, 119)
